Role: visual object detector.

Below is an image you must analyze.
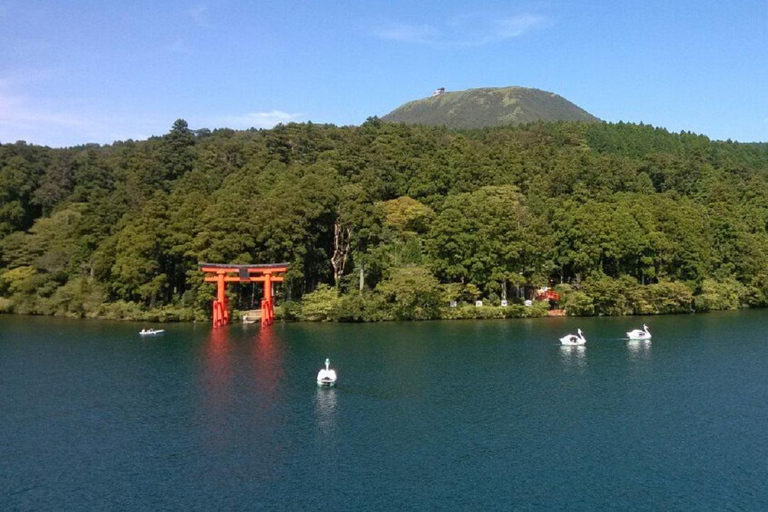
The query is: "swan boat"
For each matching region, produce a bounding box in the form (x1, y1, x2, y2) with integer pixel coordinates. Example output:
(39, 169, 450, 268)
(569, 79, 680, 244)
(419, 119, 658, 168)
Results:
(139, 329, 165, 336)
(627, 324, 651, 340)
(317, 358, 338, 387)
(560, 328, 586, 346)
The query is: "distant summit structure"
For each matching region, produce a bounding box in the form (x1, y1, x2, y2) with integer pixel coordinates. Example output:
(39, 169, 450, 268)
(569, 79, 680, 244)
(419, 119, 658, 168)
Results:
(432, 87, 446, 97)
(383, 86, 600, 129)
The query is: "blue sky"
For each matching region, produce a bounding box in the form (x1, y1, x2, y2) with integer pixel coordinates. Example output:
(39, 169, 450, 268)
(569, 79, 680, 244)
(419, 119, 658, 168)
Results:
(1, 0, 766, 147)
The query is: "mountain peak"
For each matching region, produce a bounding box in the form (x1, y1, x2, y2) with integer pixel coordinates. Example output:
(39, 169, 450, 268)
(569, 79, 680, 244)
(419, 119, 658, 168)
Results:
(382, 86, 600, 129)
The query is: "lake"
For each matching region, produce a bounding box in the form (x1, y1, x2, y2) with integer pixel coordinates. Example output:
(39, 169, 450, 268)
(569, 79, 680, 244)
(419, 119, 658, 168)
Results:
(2, 312, 768, 510)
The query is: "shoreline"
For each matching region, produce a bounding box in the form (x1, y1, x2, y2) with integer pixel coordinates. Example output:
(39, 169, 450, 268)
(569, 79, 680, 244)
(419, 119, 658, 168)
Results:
(0, 303, 753, 324)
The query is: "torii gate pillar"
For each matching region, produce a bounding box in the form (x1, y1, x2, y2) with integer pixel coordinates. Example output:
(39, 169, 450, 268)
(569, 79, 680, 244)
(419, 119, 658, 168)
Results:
(261, 272, 274, 326)
(213, 272, 229, 327)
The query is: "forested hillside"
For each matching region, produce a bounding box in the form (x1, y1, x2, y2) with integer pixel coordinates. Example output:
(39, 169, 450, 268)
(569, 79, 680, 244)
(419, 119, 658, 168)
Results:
(382, 86, 600, 128)
(2, 119, 768, 321)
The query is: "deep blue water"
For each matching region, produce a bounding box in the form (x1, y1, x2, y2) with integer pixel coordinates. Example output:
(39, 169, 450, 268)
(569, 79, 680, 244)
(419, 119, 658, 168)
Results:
(2, 312, 768, 511)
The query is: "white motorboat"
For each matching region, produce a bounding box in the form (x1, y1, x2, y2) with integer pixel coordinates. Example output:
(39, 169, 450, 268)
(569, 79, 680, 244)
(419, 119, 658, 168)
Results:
(560, 328, 586, 346)
(627, 324, 651, 340)
(316, 358, 337, 387)
(139, 329, 165, 336)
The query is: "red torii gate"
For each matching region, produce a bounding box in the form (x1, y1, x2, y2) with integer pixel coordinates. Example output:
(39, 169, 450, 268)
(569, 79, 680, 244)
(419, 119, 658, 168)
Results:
(199, 263, 289, 327)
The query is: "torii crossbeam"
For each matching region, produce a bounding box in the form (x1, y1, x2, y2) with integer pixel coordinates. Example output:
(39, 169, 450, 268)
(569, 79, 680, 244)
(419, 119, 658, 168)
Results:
(199, 263, 289, 327)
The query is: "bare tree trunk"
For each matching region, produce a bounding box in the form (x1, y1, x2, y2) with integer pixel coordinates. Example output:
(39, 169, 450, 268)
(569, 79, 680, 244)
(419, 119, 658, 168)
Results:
(501, 279, 507, 301)
(331, 220, 351, 287)
(359, 262, 365, 293)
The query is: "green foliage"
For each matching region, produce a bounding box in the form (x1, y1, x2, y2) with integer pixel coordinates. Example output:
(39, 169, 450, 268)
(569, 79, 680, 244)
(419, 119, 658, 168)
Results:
(160, 119, 196, 181)
(95, 301, 198, 322)
(334, 292, 388, 322)
(0, 297, 12, 313)
(110, 195, 171, 305)
(377, 266, 441, 320)
(46, 277, 105, 318)
(427, 185, 549, 291)
(563, 276, 694, 316)
(439, 282, 481, 304)
(2, 266, 37, 295)
(2, 119, 768, 322)
(564, 292, 595, 317)
(632, 281, 694, 315)
(583, 275, 637, 316)
(279, 300, 302, 321)
(96, 300, 145, 320)
(299, 284, 340, 322)
(693, 279, 746, 312)
(380, 196, 434, 235)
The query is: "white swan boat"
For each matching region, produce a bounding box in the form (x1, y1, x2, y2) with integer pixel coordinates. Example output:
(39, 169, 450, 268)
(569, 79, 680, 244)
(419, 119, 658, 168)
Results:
(627, 324, 651, 340)
(560, 328, 586, 346)
(317, 358, 338, 387)
(139, 329, 165, 336)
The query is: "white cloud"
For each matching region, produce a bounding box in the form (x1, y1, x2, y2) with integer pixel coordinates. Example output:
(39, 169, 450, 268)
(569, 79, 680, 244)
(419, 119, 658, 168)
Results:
(0, 85, 94, 144)
(0, 79, 172, 147)
(372, 23, 440, 44)
(0, 71, 305, 146)
(166, 39, 189, 54)
(186, 4, 207, 26)
(372, 13, 549, 47)
(222, 110, 303, 129)
(493, 14, 549, 39)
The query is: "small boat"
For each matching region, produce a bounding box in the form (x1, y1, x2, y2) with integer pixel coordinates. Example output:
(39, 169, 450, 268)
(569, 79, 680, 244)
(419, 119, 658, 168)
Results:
(316, 358, 338, 387)
(139, 329, 165, 336)
(627, 324, 651, 340)
(560, 328, 586, 346)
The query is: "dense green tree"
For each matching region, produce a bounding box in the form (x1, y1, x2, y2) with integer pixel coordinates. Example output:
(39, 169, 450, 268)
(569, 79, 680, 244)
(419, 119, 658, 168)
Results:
(427, 185, 548, 292)
(110, 194, 171, 305)
(159, 119, 195, 181)
(377, 266, 442, 320)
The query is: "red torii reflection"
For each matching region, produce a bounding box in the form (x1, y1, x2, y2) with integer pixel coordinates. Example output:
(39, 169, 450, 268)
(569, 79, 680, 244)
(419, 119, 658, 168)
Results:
(199, 263, 289, 328)
(252, 326, 284, 399)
